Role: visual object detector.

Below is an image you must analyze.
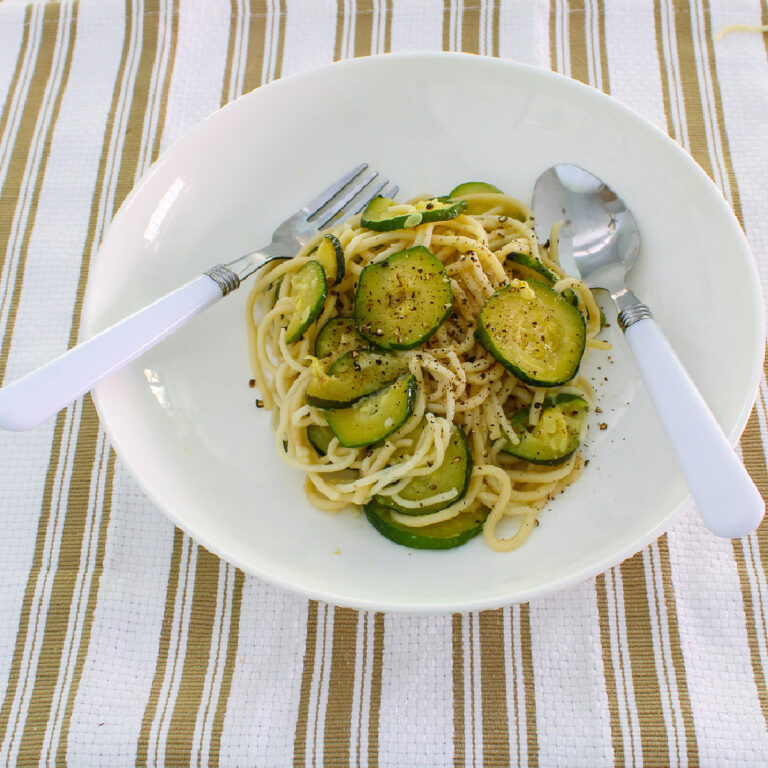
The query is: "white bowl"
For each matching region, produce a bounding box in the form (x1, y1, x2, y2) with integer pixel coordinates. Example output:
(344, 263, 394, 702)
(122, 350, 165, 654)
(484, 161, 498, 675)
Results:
(83, 53, 764, 612)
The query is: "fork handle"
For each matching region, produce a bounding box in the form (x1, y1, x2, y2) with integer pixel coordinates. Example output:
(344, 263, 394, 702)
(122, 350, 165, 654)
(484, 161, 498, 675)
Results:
(622, 312, 764, 538)
(0, 274, 225, 431)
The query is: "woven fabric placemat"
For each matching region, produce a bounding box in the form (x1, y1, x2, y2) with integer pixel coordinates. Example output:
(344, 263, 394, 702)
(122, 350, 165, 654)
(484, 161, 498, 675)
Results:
(1, 1, 767, 765)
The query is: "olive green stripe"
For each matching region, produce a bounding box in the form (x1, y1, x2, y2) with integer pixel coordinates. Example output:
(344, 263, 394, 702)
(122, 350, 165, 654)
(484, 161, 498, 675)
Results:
(241, 1, 265, 94)
(492, 0, 500, 57)
(333, 0, 346, 61)
(0, 1, 67, 744)
(461, 2, 479, 54)
(451, 613, 465, 768)
(293, 600, 320, 768)
(136, 530, 187, 766)
(548, 0, 558, 74)
(595, 0, 610, 93)
(353, 0, 374, 57)
(698, 0, 743, 223)
(567, 0, 589, 86)
(519, 605, 539, 767)
(0, 4, 34, 190)
(478, 609, 510, 765)
(366, 612, 384, 768)
(165, 549, 222, 765)
(595, 573, 625, 767)
(220, 0, 239, 105)
(657, 537, 699, 764)
(56, 447, 116, 766)
(653, 0, 674, 137)
(149, 0, 179, 163)
(383, 0, 392, 53)
(208, 568, 244, 768)
(620, 553, 671, 764)
(323, 608, 358, 767)
(272, 0, 287, 81)
(441, 0, 451, 52)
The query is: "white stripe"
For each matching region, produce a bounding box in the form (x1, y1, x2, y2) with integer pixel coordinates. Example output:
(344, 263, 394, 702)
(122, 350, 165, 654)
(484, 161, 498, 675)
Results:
(218, 583, 308, 766)
(149, 537, 197, 767)
(389, 0, 443, 52)
(281, 0, 337, 76)
(603, 568, 635, 766)
(529, 581, 615, 764)
(312, 604, 335, 768)
(660, 0, 690, 148)
(189, 560, 229, 768)
(198, 564, 236, 768)
(743, 535, 768, 703)
(357, 612, 375, 767)
(643, 546, 680, 768)
(341, 0, 355, 60)
(497, 0, 550, 68)
(0, 2, 72, 349)
(0, 5, 28, 118)
(378, 613, 453, 767)
(462, 614, 473, 766)
(134, 0, 173, 179)
(471, 613, 483, 768)
(0, 5, 45, 201)
(502, 607, 518, 767)
(42, 431, 110, 767)
(0, 399, 82, 765)
(303, 602, 326, 768)
(612, 567, 644, 767)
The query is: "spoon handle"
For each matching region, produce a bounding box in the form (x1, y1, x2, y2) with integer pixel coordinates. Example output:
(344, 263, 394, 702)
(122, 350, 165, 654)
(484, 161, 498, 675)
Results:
(622, 313, 764, 538)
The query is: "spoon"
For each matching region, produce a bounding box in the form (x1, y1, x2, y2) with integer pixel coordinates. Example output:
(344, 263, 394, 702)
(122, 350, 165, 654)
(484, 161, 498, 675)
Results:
(533, 164, 764, 538)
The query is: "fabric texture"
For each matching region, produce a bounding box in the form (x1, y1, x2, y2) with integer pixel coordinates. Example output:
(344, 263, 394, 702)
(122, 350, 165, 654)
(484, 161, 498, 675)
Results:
(1, 0, 767, 765)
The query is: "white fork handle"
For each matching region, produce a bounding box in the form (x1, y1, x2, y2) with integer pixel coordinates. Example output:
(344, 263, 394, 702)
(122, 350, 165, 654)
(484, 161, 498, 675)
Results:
(624, 316, 764, 538)
(0, 275, 223, 431)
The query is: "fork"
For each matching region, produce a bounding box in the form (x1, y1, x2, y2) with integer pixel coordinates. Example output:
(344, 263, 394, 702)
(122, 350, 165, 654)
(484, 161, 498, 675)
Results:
(0, 164, 397, 431)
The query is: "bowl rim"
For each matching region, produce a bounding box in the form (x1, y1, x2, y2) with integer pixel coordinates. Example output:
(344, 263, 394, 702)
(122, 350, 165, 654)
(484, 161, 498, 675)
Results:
(86, 51, 766, 613)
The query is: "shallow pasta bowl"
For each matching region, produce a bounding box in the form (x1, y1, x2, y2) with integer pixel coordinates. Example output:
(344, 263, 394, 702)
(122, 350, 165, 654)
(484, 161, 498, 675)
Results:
(83, 53, 764, 612)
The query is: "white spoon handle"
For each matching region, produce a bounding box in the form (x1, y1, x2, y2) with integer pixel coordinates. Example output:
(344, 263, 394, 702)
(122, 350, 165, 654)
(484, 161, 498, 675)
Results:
(623, 315, 764, 538)
(0, 274, 223, 431)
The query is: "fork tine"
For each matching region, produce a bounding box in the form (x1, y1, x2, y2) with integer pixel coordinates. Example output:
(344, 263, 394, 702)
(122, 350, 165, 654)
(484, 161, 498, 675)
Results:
(316, 177, 393, 229)
(302, 163, 369, 218)
(351, 183, 398, 215)
(312, 170, 378, 225)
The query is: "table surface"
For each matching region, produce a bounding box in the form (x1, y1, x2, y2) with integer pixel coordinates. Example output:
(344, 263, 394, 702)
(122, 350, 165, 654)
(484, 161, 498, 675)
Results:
(1, 0, 768, 766)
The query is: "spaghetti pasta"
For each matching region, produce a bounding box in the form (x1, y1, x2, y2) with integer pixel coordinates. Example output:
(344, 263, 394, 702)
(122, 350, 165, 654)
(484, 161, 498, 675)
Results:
(247, 188, 607, 551)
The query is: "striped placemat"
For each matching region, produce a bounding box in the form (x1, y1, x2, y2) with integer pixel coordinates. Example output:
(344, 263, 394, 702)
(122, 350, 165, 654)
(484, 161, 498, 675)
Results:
(1, 1, 767, 765)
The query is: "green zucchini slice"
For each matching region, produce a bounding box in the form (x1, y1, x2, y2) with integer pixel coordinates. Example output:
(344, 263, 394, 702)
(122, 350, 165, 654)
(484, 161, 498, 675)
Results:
(505, 252, 559, 284)
(448, 181, 503, 197)
(476, 279, 586, 387)
(263, 257, 290, 306)
(374, 421, 472, 515)
(311, 234, 345, 286)
(305, 349, 409, 409)
(285, 261, 328, 343)
(314, 316, 369, 359)
(501, 394, 588, 465)
(355, 246, 453, 350)
(364, 500, 488, 550)
(307, 424, 336, 455)
(361, 196, 467, 232)
(323, 374, 417, 448)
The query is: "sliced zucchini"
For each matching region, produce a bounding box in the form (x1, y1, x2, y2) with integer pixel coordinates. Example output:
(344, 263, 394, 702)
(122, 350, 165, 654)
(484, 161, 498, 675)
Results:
(307, 424, 336, 455)
(374, 421, 472, 515)
(263, 257, 290, 306)
(448, 181, 503, 197)
(477, 279, 586, 387)
(311, 234, 345, 286)
(355, 246, 453, 350)
(505, 252, 559, 284)
(364, 500, 488, 550)
(323, 374, 417, 448)
(314, 316, 369, 359)
(502, 394, 588, 465)
(285, 261, 328, 343)
(361, 196, 467, 232)
(305, 349, 409, 409)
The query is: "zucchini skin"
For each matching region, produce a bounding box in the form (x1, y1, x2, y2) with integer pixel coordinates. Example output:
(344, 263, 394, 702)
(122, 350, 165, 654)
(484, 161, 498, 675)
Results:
(505, 252, 559, 284)
(374, 423, 473, 515)
(448, 181, 503, 196)
(314, 316, 369, 359)
(312, 234, 345, 286)
(364, 500, 488, 550)
(285, 261, 328, 344)
(355, 246, 453, 351)
(323, 374, 417, 448)
(476, 279, 586, 387)
(361, 196, 467, 232)
(501, 394, 588, 465)
(306, 424, 335, 455)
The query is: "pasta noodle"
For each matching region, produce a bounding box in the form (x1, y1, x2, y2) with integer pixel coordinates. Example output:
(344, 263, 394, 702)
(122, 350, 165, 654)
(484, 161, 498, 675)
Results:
(247, 190, 607, 551)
